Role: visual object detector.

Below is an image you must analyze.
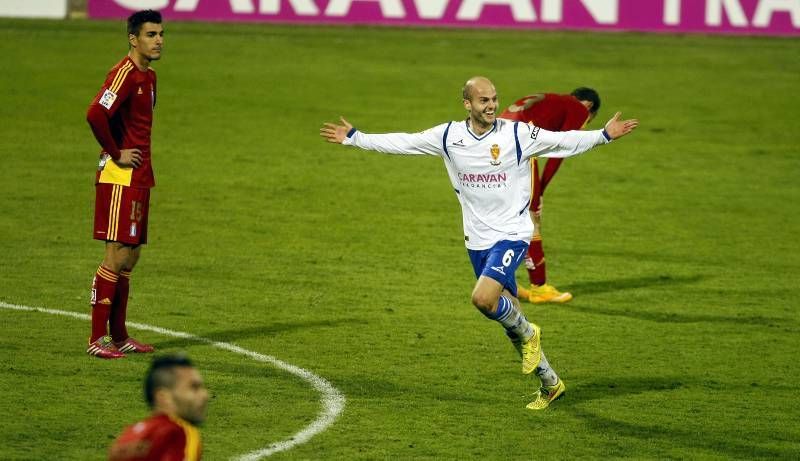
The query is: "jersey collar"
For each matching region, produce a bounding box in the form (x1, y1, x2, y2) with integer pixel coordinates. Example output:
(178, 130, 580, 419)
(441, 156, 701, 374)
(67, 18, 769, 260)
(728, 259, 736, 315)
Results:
(465, 119, 497, 141)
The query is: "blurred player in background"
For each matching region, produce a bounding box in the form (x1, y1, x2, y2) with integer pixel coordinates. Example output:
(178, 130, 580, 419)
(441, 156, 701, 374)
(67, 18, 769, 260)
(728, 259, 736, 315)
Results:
(500, 88, 600, 304)
(321, 77, 637, 410)
(85, 10, 163, 358)
(109, 355, 208, 461)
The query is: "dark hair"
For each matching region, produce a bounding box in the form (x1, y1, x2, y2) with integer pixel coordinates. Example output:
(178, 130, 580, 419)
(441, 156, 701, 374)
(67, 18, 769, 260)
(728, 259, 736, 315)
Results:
(127, 9, 162, 37)
(571, 87, 601, 114)
(144, 354, 193, 408)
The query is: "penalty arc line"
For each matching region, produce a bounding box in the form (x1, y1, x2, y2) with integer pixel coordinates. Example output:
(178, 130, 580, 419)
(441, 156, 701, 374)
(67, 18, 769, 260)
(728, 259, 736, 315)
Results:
(0, 300, 346, 461)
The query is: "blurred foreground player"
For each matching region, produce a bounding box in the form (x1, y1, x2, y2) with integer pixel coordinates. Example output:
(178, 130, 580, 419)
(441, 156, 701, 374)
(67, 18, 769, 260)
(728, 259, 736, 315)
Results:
(85, 10, 164, 358)
(321, 77, 637, 410)
(109, 355, 208, 461)
(500, 88, 600, 304)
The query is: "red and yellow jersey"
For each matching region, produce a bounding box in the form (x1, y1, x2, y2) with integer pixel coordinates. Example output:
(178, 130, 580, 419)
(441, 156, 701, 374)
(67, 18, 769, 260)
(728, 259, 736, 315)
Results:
(87, 55, 157, 188)
(500, 93, 592, 197)
(108, 413, 202, 461)
(500, 93, 589, 132)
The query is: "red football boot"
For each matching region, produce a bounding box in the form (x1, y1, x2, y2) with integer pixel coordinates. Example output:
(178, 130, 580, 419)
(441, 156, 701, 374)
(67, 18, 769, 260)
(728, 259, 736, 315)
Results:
(87, 336, 125, 359)
(114, 337, 155, 353)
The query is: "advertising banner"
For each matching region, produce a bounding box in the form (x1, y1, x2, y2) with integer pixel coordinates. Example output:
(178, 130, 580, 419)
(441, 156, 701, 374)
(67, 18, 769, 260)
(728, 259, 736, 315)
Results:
(1, 0, 67, 18)
(88, 0, 800, 36)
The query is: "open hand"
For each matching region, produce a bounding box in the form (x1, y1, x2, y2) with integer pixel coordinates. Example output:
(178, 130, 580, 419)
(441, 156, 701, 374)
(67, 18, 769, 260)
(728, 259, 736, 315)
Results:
(604, 112, 639, 140)
(320, 117, 353, 144)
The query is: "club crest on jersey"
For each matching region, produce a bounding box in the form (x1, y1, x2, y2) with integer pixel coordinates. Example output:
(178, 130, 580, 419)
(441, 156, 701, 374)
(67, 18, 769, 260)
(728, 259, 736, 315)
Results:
(137, 86, 143, 95)
(490, 144, 501, 165)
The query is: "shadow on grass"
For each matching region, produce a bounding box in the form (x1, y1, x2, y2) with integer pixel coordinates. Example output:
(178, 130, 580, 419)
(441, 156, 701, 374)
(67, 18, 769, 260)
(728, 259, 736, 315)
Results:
(565, 376, 685, 405)
(151, 318, 358, 350)
(561, 303, 789, 326)
(565, 274, 707, 296)
(562, 376, 794, 459)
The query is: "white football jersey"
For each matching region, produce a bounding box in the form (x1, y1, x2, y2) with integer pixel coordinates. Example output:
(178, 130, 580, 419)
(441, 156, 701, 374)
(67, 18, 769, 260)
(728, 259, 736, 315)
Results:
(343, 118, 609, 250)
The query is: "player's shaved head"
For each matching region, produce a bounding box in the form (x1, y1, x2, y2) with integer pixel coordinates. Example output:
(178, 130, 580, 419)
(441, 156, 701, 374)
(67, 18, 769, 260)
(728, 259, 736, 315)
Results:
(462, 76, 495, 102)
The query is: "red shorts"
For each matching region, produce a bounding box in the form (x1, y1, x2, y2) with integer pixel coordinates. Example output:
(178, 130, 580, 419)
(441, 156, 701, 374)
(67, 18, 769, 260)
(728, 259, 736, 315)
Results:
(94, 183, 150, 245)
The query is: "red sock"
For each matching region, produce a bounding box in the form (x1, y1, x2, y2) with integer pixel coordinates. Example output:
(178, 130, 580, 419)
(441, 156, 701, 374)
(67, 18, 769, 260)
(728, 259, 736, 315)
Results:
(110, 270, 131, 341)
(526, 237, 547, 286)
(90, 266, 118, 343)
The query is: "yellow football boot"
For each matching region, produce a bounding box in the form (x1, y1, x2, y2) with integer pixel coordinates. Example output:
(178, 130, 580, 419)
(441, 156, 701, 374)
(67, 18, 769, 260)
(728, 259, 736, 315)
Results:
(526, 379, 566, 410)
(529, 284, 573, 304)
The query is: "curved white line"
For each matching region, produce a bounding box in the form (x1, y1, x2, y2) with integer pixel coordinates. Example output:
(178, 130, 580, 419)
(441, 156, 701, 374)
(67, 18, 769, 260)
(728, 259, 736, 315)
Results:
(0, 301, 346, 460)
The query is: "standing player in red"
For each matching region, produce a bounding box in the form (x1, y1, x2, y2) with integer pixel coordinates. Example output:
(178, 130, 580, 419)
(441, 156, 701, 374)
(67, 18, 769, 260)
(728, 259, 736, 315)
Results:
(108, 355, 208, 461)
(85, 10, 164, 358)
(500, 88, 600, 304)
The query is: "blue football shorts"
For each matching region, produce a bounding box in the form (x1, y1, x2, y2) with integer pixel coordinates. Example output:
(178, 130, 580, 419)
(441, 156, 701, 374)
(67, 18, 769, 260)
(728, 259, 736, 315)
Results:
(467, 240, 529, 298)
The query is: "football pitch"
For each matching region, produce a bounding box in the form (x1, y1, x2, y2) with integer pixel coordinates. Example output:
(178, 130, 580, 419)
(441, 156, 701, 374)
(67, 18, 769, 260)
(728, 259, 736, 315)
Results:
(1, 17, 799, 460)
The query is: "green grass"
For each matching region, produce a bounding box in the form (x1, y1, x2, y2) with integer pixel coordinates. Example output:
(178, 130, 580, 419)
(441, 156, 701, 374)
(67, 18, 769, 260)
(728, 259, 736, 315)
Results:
(1, 18, 799, 460)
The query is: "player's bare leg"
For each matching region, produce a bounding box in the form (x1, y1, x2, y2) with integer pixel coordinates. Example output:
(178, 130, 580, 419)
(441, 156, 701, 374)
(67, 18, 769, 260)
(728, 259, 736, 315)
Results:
(471, 276, 540, 374)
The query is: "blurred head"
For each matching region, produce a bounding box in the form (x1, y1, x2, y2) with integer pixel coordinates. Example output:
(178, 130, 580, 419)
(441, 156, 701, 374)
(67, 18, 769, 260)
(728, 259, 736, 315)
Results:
(462, 76, 498, 129)
(145, 355, 209, 426)
(127, 10, 163, 62)
(571, 87, 600, 123)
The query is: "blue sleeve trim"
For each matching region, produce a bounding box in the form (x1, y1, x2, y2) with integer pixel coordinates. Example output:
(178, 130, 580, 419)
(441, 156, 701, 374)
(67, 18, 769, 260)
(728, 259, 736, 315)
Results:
(602, 128, 612, 141)
(513, 121, 523, 164)
(347, 127, 357, 138)
(442, 122, 453, 160)
(518, 199, 530, 215)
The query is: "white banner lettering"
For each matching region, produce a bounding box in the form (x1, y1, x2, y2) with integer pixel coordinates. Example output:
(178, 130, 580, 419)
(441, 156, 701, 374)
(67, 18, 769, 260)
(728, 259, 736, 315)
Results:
(326, 0, 406, 18)
(457, 0, 536, 22)
(663, 0, 681, 25)
(259, 0, 319, 15)
(753, 0, 800, 27)
(414, 0, 449, 19)
(172, 0, 254, 13)
(541, 0, 618, 24)
(705, 0, 748, 26)
(114, 0, 168, 9)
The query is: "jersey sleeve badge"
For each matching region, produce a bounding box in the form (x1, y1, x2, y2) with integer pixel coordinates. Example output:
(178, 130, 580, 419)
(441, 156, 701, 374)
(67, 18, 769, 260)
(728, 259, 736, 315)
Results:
(99, 89, 118, 109)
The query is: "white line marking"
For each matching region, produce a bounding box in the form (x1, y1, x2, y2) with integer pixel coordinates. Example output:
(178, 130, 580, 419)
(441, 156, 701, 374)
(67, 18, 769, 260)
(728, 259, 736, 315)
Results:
(0, 300, 346, 460)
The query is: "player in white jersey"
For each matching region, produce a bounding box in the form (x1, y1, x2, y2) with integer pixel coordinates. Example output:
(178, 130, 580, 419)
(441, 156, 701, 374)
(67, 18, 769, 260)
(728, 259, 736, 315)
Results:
(320, 76, 638, 410)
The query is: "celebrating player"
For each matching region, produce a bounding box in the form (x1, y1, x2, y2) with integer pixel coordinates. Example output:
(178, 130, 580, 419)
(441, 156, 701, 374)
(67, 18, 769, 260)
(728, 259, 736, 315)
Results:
(321, 76, 638, 410)
(108, 355, 208, 461)
(85, 10, 164, 358)
(500, 88, 601, 304)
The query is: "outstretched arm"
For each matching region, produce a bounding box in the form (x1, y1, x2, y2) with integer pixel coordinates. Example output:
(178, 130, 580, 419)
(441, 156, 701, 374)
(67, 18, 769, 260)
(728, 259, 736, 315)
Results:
(319, 117, 445, 156)
(523, 112, 639, 159)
